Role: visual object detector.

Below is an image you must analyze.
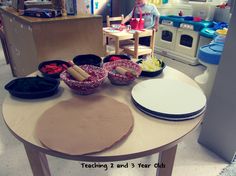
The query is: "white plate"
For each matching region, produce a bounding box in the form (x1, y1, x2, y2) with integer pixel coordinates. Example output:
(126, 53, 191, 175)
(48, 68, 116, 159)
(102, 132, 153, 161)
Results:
(131, 79, 206, 116)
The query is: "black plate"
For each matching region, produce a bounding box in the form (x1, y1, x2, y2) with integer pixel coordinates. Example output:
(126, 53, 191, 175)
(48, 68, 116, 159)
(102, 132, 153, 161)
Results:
(137, 59, 166, 77)
(132, 96, 205, 121)
(38, 60, 70, 79)
(73, 54, 102, 67)
(103, 54, 131, 63)
(5, 76, 60, 99)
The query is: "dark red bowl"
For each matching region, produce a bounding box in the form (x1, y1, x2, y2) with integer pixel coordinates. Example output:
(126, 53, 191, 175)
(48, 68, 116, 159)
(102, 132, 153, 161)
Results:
(60, 65, 107, 95)
(103, 60, 142, 85)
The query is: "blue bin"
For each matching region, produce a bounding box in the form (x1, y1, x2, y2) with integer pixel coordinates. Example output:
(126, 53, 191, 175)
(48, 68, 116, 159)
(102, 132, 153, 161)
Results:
(198, 43, 224, 65)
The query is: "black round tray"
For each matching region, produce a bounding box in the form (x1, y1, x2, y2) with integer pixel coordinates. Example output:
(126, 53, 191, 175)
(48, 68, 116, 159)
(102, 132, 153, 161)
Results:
(5, 76, 60, 99)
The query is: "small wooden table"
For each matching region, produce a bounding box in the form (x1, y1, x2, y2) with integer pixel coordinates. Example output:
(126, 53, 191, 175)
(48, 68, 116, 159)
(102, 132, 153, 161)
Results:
(2, 66, 204, 176)
(103, 28, 152, 54)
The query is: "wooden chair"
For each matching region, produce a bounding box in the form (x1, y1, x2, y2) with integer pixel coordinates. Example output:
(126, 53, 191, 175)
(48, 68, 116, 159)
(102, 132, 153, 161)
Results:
(105, 15, 134, 55)
(106, 15, 124, 27)
(122, 29, 156, 59)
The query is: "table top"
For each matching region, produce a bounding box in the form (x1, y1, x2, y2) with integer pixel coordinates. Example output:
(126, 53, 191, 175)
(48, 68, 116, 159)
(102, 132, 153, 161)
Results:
(103, 27, 152, 40)
(2, 66, 203, 161)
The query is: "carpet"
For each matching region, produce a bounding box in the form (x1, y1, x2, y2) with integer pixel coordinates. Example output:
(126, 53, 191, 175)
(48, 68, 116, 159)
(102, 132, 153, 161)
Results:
(219, 163, 236, 176)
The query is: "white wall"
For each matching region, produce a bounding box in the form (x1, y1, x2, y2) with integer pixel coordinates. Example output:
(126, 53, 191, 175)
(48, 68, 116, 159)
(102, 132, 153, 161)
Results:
(198, 1, 236, 163)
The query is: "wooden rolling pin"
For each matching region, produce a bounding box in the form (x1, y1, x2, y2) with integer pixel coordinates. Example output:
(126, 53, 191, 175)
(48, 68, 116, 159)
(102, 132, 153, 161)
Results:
(115, 66, 137, 77)
(68, 61, 91, 79)
(67, 67, 86, 81)
(121, 67, 137, 77)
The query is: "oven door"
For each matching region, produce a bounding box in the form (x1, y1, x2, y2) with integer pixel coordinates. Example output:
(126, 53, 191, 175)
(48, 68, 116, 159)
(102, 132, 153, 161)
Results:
(175, 29, 199, 57)
(156, 25, 177, 50)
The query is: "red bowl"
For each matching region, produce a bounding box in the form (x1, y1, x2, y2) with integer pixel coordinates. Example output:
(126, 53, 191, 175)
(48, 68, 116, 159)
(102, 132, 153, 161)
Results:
(103, 60, 142, 85)
(60, 65, 107, 95)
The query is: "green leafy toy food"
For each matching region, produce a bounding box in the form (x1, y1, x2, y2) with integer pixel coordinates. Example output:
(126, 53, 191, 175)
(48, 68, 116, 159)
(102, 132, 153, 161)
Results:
(140, 56, 162, 72)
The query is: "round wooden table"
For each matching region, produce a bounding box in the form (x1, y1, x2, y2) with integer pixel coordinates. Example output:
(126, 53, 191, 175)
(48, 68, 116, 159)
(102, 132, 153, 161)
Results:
(2, 67, 204, 176)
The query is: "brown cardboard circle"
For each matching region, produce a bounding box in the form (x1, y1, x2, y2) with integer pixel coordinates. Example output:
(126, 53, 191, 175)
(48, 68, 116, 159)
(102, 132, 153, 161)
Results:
(35, 95, 134, 155)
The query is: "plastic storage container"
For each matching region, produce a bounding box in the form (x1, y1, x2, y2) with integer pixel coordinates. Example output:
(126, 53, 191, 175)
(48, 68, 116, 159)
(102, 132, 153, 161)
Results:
(195, 35, 225, 98)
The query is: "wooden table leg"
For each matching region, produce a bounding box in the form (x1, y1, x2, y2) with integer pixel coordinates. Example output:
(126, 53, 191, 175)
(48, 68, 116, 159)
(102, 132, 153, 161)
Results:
(115, 37, 120, 54)
(103, 33, 107, 47)
(24, 144, 51, 176)
(156, 145, 177, 176)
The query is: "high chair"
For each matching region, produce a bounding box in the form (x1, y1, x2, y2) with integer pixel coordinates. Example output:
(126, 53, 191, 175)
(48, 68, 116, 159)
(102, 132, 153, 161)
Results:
(122, 29, 156, 59)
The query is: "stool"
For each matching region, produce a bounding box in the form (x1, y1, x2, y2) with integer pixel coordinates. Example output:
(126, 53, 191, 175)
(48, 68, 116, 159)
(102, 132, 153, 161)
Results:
(195, 43, 223, 98)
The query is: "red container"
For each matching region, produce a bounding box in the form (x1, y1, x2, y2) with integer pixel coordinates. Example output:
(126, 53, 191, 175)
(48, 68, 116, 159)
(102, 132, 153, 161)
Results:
(193, 17, 202, 22)
(130, 6, 144, 30)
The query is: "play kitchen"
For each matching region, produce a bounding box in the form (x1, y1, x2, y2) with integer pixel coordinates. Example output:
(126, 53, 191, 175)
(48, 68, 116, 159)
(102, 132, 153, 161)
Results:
(155, 2, 230, 65)
(156, 15, 228, 65)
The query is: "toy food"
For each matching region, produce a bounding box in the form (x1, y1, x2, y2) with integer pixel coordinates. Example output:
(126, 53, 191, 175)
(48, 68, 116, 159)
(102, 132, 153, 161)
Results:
(67, 61, 91, 81)
(110, 56, 122, 61)
(67, 67, 87, 81)
(139, 56, 162, 72)
(40, 63, 67, 74)
(115, 66, 136, 78)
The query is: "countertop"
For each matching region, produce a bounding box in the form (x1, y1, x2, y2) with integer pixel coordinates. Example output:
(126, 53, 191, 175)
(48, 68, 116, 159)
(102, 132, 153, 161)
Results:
(0, 7, 102, 25)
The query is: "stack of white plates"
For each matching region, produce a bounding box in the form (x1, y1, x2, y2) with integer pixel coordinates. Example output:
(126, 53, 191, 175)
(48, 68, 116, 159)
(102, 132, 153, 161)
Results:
(131, 79, 207, 121)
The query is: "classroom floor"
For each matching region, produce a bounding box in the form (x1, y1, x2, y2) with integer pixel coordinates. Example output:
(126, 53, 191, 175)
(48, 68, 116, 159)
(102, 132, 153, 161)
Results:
(0, 47, 228, 176)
